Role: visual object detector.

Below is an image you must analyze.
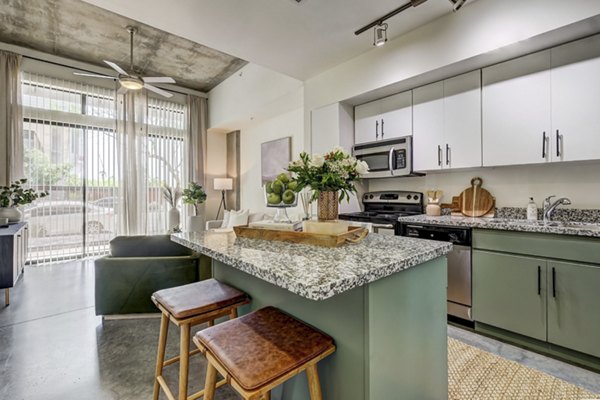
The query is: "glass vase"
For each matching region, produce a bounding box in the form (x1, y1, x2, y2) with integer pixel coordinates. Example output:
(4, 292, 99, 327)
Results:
(317, 191, 339, 221)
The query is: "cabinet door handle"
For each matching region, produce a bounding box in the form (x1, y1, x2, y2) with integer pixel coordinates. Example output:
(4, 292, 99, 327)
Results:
(542, 131, 547, 158)
(375, 120, 379, 140)
(445, 144, 450, 166)
(556, 130, 561, 157)
(381, 119, 384, 139)
(437, 145, 442, 166)
(537, 266, 541, 295)
(552, 267, 556, 298)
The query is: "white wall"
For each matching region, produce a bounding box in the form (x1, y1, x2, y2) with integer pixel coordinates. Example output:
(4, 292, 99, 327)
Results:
(369, 161, 600, 210)
(204, 129, 228, 220)
(206, 0, 600, 215)
(209, 63, 303, 131)
(302, 0, 600, 212)
(239, 108, 304, 215)
(208, 63, 305, 216)
(304, 0, 600, 112)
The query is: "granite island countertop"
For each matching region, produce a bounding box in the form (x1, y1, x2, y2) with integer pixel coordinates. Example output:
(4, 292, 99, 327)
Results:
(397, 215, 600, 238)
(172, 231, 452, 301)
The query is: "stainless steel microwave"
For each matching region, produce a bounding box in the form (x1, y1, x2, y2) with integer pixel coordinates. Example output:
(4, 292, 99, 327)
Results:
(353, 136, 420, 179)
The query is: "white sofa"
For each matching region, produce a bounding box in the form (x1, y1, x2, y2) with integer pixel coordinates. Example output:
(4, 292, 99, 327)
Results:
(205, 212, 266, 230)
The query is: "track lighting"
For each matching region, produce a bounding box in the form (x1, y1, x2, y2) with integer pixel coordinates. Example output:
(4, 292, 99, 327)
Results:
(355, 0, 428, 45)
(449, 0, 467, 12)
(373, 23, 388, 47)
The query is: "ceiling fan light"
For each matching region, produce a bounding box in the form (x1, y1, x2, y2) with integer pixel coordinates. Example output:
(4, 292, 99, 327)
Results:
(119, 76, 144, 90)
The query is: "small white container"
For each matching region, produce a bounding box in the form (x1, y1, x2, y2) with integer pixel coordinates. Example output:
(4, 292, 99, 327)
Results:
(527, 197, 538, 221)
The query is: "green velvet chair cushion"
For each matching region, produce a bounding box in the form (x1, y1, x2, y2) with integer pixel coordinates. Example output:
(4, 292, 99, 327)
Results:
(109, 235, 193, 257)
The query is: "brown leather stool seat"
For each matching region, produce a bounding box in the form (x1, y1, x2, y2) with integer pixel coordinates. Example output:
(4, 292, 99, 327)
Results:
(194, 306, 336, 400)
(151, 279, 249, 400)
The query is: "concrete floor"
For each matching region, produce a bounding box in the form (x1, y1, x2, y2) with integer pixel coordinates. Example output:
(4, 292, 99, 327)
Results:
(0, 260, 239, 400)
(1, 260, 599, 399)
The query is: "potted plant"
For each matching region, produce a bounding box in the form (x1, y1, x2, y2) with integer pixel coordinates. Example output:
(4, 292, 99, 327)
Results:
(287, 146, 369, 220)
(182, 182, 207, 232)
(0, 179, 49, 222)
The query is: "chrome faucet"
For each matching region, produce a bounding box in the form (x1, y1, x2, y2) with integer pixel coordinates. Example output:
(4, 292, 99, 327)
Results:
(543, 195, 572, 223)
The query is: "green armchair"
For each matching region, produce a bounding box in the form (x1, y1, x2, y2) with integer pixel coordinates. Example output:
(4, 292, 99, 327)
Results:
(94, 235, 210, 316)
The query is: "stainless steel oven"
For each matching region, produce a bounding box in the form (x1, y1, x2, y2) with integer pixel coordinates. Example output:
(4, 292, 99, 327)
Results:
(353, 136, 419, 179)
(397, 223, 473, 321)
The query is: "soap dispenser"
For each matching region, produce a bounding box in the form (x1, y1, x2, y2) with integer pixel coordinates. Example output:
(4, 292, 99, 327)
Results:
(527, 197, 538, 221)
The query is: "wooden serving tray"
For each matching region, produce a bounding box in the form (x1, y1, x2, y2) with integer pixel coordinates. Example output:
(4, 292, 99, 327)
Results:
(233, 225, 369, 248)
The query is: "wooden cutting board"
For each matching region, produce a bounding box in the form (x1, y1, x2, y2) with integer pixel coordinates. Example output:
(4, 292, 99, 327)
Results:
(460, 177, 495, 217)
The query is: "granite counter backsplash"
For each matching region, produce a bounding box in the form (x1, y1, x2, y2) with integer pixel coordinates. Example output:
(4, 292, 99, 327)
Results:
(398, 214, 600, 238)
(495, 207, 600, 223)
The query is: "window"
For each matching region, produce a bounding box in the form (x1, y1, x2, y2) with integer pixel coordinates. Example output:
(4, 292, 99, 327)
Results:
(21, 71, 188, 263)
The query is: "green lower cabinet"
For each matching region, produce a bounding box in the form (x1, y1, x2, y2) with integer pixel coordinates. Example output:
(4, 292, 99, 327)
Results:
(473, 250, 547, 341)
(547, 261, 600, 358)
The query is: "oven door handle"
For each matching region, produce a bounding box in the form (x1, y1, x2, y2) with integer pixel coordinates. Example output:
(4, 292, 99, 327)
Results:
(372, 223, 395, 229)
(388, 147, 395, 176)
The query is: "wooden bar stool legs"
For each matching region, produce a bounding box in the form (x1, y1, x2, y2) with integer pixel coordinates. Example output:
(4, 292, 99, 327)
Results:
(195, 307, 335, 400)
(153, 313, 169, 400)
(151, 279, 249, 400)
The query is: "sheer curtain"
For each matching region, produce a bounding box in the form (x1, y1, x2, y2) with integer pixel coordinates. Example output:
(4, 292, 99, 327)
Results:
(187, 95, 208, 224)
(0, 51, 23, 186)
(116, 91, 148, 235)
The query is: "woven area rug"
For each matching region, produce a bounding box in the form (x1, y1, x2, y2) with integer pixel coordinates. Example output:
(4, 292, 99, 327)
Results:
(448, 337, 600, 400)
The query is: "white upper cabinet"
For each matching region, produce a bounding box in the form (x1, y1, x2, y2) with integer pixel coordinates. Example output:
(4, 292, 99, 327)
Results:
(482, 50, 552, 167)
(413, 81, 444, 171)
(354, 90, 412, 145)
(551, 34, 600, 162)
(413, 71, 481, 171)
(378, 91, 412, 140)
(444, 71, 482, 169)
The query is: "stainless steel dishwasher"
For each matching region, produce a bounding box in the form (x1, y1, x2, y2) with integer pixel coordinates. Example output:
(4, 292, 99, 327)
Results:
(397, 223, 473, 321)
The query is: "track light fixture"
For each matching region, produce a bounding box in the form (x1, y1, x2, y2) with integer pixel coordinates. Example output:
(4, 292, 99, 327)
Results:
(355, 0, 428, 46)
(449, 0, 467, 12)
(373, 23, 388, 47)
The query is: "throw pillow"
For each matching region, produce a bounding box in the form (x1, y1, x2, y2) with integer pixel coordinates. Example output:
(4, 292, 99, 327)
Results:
(227, 209, 249, 228)
(220, 210, 231, 228)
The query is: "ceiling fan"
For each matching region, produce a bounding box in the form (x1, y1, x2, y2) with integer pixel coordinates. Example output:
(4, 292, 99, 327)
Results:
(74, 26, 176, 98)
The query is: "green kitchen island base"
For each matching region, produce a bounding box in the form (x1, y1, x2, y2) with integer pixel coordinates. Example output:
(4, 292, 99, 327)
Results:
(211, 256, 448, 400)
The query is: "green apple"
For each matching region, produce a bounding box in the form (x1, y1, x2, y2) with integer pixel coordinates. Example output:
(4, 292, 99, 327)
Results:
(271, 179, 284, 194)
(265, 181, 273, 194)
(287, 180, 298, 191)
(267, 193, 281, 204)
(282, 189, 295, 204)
(277, 173, 290, 184)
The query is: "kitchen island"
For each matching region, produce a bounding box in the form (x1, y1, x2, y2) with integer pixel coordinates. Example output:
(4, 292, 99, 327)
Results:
(172, 231, 452, 400)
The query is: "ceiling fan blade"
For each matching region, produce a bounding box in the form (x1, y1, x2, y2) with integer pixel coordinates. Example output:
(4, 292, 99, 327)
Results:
(144, 83, 173, 98)
(117, 86, 128, 95)
(104, 60, 128, 75)
(73, 72, 115, 79)
(142, 77, 176, 84)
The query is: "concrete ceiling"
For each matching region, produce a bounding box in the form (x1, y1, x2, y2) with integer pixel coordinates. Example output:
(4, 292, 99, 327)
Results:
(81, 0, 474, 81)
(0, 0, 247, 92)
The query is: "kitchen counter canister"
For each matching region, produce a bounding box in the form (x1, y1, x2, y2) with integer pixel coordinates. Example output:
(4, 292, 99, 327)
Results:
(172, 230, 452, 301)
(397, 215, 600, 238)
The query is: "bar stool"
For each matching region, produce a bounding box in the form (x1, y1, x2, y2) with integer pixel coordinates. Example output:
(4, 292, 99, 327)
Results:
(151, 279, 249, 400)
(193, 306, 336, 400)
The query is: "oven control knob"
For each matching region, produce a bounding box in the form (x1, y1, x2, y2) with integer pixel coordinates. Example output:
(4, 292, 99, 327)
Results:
(413, 195, 419, 201)
(364, 194, 368, 199)
(407, 195, 412, 200)
(369, 195, 374, 199)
